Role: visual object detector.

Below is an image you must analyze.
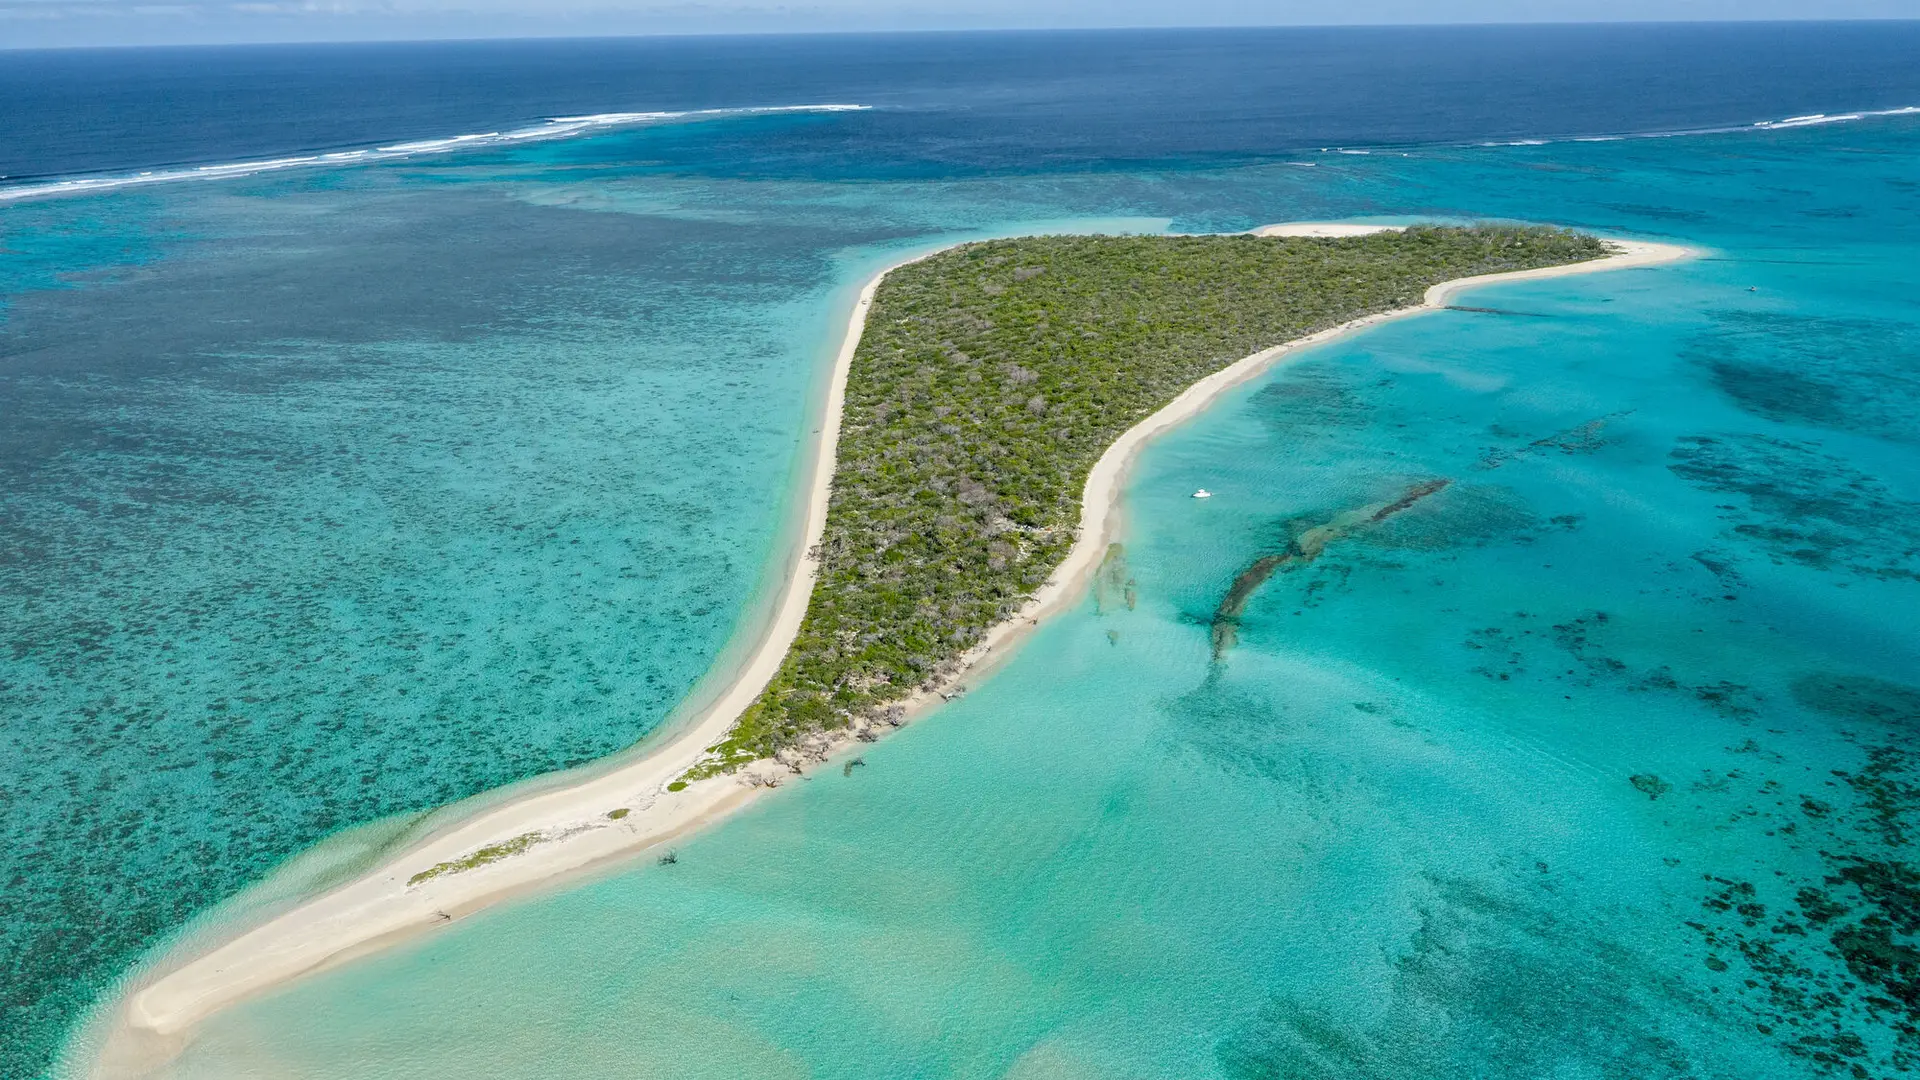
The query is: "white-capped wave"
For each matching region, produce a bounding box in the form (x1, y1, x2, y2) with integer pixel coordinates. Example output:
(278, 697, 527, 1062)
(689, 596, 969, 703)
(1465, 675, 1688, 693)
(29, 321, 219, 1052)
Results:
(0, 103, 872, 205)
(1756, 113, 1862, 129)
(545, 111, 678, 126)
(376, 133, 500, 154)
(194, 156, 322, 173)
(549, 104, 864, 125)
(1753, 105, 1918, 130)
(1455, 102, 1920, 153)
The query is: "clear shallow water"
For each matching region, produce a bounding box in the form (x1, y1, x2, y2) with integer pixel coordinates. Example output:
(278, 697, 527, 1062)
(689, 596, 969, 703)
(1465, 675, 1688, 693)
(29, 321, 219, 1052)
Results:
(133, 119, 1920, 1078)
(3, 25, 1918, 1080)
(0, 158, 849, 1072)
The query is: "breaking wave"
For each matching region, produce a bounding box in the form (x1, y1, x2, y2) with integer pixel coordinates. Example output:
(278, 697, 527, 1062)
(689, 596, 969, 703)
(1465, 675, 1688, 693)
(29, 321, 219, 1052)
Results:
(1313, 103, 1920, 157)
(0, 104, 870, 204)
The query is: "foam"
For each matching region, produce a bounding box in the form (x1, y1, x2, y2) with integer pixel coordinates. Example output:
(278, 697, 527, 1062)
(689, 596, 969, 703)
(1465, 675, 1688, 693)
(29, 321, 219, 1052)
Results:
(1757, 113, 1864, 129)
(1753, 105, 1919, 130)
(0, 104, 872, 205)
(376, 133, 501, 154)
(1316, 102, 1920, 159)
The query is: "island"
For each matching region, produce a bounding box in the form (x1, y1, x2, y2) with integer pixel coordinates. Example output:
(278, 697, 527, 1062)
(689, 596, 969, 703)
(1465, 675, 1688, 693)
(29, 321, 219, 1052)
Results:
(684, 226, 1605, 775)
(91, 224, 1692, 1078)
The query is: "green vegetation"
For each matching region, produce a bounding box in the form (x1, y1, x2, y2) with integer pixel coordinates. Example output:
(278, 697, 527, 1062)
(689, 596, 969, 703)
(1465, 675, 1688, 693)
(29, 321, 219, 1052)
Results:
(685, 226, 1608, 777)
(407, 831, 545, 886)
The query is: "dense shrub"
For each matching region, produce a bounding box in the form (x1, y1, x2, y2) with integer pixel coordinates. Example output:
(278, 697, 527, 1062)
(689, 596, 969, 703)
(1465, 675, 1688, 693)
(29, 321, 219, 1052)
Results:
(686, 226, 1607, 774)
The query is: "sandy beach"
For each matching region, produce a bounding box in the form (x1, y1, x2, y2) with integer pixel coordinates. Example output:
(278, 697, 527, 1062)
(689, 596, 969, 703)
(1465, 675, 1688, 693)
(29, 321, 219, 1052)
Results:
(84, 225, 1694, 1078)
(1251, 222, 1409, 237)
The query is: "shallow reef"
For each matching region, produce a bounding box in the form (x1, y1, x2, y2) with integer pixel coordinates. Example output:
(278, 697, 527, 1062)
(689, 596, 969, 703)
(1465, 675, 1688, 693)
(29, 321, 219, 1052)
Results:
(1668, 434, 1920, 583)
(1681, 673, 1920, 1078)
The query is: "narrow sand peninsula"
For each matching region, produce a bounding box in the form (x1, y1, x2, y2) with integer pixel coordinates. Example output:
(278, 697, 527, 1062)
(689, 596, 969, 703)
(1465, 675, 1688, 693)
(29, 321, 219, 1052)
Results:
(89, 226, 1693, 1077)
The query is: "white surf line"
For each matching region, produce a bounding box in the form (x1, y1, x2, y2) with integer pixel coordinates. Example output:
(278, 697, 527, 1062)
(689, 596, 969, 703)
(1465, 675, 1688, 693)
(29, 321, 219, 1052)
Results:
(88, 226, 1695, 1078)
(0, 105, 871, 205)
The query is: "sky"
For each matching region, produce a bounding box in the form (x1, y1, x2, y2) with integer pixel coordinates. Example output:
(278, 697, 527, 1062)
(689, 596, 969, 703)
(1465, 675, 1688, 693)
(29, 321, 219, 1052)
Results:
(2, 0, 1918, 50)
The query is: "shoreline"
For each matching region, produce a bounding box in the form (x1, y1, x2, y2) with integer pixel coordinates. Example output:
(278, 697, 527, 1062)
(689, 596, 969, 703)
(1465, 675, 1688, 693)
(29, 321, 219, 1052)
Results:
(84, 225, 1695, 1078)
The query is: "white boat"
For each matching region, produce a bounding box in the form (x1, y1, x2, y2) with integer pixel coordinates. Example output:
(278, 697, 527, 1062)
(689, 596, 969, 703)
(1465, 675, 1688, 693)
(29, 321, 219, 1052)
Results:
(1192, 489, 1212, 499)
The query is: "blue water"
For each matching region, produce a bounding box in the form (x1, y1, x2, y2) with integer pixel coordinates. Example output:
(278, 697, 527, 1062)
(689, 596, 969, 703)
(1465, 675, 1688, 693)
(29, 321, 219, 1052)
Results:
(4, 24, 1919, 1080)
(10, 24, 1920, 186)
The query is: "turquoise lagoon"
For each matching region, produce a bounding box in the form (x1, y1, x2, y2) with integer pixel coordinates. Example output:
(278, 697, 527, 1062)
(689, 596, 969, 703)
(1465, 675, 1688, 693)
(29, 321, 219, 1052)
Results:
(0, 106, 1443, 1073)
(73, 116, 1920, 1079)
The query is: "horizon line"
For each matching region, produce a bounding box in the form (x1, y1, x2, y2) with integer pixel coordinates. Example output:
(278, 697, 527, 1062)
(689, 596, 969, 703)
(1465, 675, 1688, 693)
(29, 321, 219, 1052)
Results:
(8, 17, 1920, 55)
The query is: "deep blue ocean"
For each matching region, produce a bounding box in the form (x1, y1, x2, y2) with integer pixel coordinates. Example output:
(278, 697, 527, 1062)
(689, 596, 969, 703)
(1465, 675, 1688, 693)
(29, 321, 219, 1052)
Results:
(9, 23, 1920, 185)
(5, 23, 1920, 1080)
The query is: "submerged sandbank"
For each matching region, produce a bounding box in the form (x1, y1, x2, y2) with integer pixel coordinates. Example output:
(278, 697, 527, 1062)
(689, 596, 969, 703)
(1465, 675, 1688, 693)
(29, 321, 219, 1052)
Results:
(84, 226, 1693, 1078)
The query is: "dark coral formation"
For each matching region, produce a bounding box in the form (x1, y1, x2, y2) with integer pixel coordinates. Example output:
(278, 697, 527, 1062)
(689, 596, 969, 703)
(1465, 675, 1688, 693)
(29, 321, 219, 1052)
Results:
(1682, 673, 1920, 1077)
(1667, 434, 1920, 583)
(1478, 410, 1632, 470)
(1093, 543, 1137, 615)
(1216, 877, 1699, 1079)
(1546, 610, 1763, 719)
(1356, 482, 1539, 553)
(1632, 773, 1674, 800)
(1250, 362, 1375, 439)
(1690, 853, 1920, 1077)
(1209, 479, 1451, 659)
(1794, 675, 1920, 731)
(1684, 310, 1920, 444)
